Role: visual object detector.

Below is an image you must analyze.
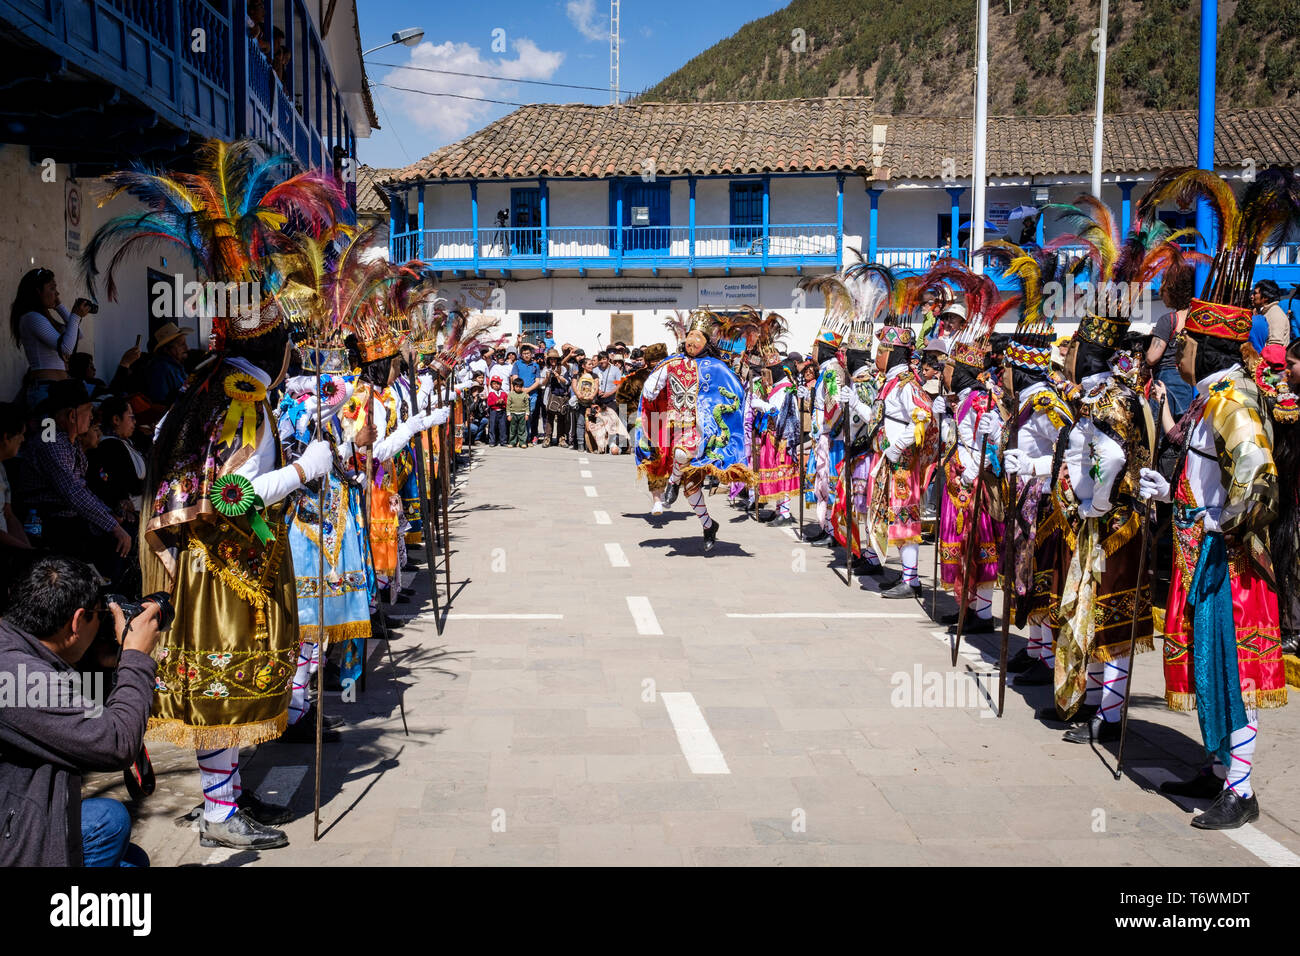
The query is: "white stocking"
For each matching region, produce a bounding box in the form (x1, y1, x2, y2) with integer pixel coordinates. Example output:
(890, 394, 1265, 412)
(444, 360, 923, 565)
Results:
(197, 747, 240, 823)
(686, 487, 713, 529)
(1099, 656, 1129, 724)
(1084, 661, 1104, 706)
(1225, 711, 1258, 798)
(900, 542, 920, 586)
(288, 641, 320, 726)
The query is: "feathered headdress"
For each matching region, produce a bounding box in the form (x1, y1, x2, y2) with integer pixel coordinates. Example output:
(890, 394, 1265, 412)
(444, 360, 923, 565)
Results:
(664, 312, 690, 350)
(81, 138, 347, 351)
(715, 306, 764, 357)
(428, 308, 502, 376)
(799, 273, 854, 349)
(914, 258, 999, 366)
(977, 241, 1074, 372)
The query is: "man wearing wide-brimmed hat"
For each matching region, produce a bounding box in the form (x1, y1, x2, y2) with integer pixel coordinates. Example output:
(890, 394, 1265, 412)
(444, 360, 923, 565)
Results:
(142, 321, 195, 406)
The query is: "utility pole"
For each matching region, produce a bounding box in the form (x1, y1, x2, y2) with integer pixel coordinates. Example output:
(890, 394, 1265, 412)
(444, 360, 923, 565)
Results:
(971, 0, 989, 273)
(1091, 0, 1109, 199)
(610, 0, 621, 105)
(1196, 0, 1217, 292)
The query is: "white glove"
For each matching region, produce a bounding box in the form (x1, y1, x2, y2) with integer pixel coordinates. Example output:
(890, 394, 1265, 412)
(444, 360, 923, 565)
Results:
(284, 375, 316, 395)
(977, 412, 998, 438)
(294, 396, 320, 435)
(932, 394, 947, 416)
(797, 385, 809, 400)
(1078, 497, 1103, 519)
(296, 440, 334, 482)
(885, 441, 902, 464)
(1138, 467, 1171, 502)
(430, 406, 451, 427)
(1003, 447, 1029, 477)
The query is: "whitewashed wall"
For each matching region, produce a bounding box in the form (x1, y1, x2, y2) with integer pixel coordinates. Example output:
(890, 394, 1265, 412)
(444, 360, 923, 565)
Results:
(0, 145, 205, 402)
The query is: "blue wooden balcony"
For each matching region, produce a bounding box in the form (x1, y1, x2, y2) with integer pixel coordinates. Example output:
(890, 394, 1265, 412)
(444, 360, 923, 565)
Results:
(391, 222, 843, 276)
(0, 0, 356, 174)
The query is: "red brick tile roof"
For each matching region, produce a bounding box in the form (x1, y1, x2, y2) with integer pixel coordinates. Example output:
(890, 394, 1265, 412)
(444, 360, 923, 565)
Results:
(379, 99, 1300, 185)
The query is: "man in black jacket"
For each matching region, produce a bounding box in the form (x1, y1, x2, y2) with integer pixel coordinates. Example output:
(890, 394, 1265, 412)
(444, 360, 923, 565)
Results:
(0, 555, 160, 866)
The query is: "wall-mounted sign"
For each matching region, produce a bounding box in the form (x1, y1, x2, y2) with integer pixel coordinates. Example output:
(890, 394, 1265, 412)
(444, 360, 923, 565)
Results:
(698, 279, 759, 305)
(630, 206, 650, 225)
(65, 181, 82, 256)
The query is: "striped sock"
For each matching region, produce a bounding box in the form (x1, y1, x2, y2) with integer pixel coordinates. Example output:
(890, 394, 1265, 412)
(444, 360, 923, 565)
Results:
(862, 548, 881, 567)
(776, 497, 791, 518)
(1099, 656, 1129, 723)
(1084, 661, 1104, 706)
(900, 542, 920, 586)
(1226, 714, 1257, 798)
(288, 642, 319, 726)
(687, 488, 713, 529)
(197, 747, 240, 822)
(973, 584, 994, 620)
(1027, 623, 1050, 661)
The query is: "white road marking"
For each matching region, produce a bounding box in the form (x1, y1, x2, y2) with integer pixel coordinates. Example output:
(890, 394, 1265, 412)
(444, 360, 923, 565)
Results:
(660, 692, 730, 774)
(447, 613, 565, 620)
(593, 510, 611, 524)
(1222, 825, 1300, 867)
(727, 612, 922, 619)
(578, 457, 590, 464)
(580, 469, 592, 478)
(784, 527, 799, 539)
(604, 543, 630, 567)
(625, 596, 662, 635)
(584, 486, 598, 497)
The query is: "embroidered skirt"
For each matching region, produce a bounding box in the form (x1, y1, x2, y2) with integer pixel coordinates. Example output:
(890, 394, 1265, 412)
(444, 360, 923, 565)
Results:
(288, 478, 373, 647)
(1163, 512, 1287, 711)
(755, 433, 800, 502)
(938, 460, 1002, 601)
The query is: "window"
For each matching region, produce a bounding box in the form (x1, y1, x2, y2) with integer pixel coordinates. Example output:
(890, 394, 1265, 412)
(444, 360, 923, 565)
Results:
(511, 188, 542, 255)
(610, 180, 670, 253)
(520, 312, 551, 347)
(730, 182, 763, 250)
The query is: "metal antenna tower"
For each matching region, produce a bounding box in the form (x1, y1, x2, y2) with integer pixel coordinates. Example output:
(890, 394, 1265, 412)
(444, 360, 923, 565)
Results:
(610, 0, 620, 104)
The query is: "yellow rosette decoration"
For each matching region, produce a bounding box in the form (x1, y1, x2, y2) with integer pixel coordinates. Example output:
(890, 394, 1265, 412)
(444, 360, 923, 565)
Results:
(220, 371, 266, 450)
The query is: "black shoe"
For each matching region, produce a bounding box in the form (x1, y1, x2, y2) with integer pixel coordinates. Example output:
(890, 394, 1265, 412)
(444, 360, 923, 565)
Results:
(702, 522, 719, 553)
(1006, 647, 1034, 673)
(1191, 789, 1259, 830)
(809, 533, 835, 548)
(755, 509, 776, 523)
(371, 613, 404, 632)
(278, 710, 341, 745)
(324, 659, 343, 693)
(1063, 715, 1121, 744)
(770, 515, 794, 527)
(850, 557, 879, 573)
(1160, 768, 1225, 799)
(953, 616, 995, 634)
(663, 482, 680, 507)
(402, 561, 421, 573)
(1281, 633, 1300, 656)
(237, 791, 293, 826)
(937, 611, 961, 626)
(199, 808, 289, 850)
(1037, 702, 1098, 723)
(377, 588, 411, 605)
(1015, 658, 1054, 685)
(881, 580, 922, 599)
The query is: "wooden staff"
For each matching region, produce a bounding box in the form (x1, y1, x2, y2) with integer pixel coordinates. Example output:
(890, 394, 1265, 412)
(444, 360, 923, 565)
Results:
(931, 422, 945, 620)
(951, 430, 989, 666)
(439, 372, 453, 600)
(312, 345, 326, 842)
(411, 416, 442, 635)
(996, 385, 1018, 718)
(796, 399, 805, 540)
(838, 371, 853, 587)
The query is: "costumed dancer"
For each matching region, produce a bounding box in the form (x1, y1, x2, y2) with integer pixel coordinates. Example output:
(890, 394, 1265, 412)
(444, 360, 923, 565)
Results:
(928, 264, 1008, 625)
(1135, 166, 1298, 828)
(634, 310, 755, 552)
(798, 274, 854, 547)
(81, 139, 348, 848)
(865, 279, 942, 599)
(617, 341, 671, 514)
(748, 313, 801, 527)
(979, 243, 1076, 680)
(1048, 195, 1174, 744)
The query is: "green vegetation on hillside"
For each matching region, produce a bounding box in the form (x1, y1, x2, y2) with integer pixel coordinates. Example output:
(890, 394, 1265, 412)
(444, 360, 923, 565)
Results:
(637, 0, 1300, 114)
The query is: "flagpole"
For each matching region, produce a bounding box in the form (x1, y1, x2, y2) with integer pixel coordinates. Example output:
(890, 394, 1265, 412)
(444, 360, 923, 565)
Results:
(970, 0, 989, 273)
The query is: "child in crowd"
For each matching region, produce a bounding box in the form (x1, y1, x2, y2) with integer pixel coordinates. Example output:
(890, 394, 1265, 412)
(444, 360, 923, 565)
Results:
(507, 376, 529, 448)
(486, 376, 508, 446)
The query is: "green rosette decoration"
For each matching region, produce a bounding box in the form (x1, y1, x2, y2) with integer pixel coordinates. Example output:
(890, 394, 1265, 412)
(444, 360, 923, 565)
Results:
(209, 473, 275, 545)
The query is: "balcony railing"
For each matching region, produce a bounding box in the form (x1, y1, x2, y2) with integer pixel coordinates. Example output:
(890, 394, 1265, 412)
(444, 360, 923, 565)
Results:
(392, 222, 841, 272)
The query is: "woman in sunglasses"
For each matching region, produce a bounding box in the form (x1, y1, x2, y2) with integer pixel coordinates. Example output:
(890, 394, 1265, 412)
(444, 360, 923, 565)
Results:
(8, 267, 94, 410)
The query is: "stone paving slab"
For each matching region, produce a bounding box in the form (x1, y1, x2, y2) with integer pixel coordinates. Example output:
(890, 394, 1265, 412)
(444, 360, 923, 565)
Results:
(87, 442, 1300, 867)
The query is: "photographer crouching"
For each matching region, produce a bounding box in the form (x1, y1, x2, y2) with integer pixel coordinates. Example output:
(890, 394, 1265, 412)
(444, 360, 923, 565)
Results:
(0, 556, 163, 866)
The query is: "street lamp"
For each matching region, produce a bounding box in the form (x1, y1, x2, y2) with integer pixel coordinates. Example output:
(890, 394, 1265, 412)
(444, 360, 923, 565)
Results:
(363, 27, 425, 57)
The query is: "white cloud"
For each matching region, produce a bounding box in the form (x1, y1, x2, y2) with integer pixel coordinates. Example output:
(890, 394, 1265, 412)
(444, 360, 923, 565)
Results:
(374, 38, 566, 148)
(566, 0, 608, 42)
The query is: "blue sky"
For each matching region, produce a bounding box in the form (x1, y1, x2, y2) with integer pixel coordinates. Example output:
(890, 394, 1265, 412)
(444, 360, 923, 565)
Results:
(356, 0, 787, 171)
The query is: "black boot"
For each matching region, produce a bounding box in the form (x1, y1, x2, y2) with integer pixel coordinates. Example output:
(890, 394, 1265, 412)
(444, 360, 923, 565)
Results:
(809, 532, 835, 548)
(1015, 658, 1054, 686)
(1063, 715, 1121, 744)
(881, 579, 922, 599)
(663, 482, 680, 507)
(237, 791, 293, 826)
(1191, 788, 1259, 830)
(199, 808, 289, 849)
(1037, 702, 1098, 723)
(702, 521, 718, 553)
(1160, 768, 1225, 799)
(1006, 647, 1034, 673)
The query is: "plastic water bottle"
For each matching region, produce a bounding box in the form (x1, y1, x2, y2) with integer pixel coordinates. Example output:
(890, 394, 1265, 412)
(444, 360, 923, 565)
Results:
(22, 508, 41, 540)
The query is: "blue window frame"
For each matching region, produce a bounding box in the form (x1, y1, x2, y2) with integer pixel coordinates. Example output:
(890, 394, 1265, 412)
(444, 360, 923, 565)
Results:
(730, 181, 763, 251)
(511, 187, 542, 254)
(609, 180, 670, 253)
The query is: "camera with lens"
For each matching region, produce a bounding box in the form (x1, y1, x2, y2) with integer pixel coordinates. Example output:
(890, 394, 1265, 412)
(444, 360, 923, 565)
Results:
(102, 590, 175, 633)
(73, 297, 99, 315)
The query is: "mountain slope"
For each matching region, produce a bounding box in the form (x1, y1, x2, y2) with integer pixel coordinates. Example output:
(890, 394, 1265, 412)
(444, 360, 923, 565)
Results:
(638, 0, 1300, 116)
